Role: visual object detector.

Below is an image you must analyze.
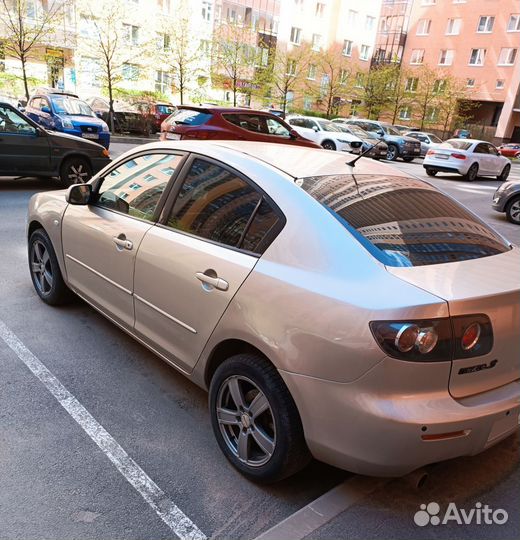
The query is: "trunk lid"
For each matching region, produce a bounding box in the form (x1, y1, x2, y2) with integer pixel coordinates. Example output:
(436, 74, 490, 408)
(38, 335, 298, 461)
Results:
(387, 248, 520, 398)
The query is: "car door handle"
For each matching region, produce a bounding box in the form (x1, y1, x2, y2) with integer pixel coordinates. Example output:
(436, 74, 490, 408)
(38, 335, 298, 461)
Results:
(112, 235, 133, 250)
(195, 271, 229, 291)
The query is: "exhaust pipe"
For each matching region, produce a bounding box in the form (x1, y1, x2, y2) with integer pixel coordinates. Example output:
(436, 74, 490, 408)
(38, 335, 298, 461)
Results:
(403, 467, 429, 490)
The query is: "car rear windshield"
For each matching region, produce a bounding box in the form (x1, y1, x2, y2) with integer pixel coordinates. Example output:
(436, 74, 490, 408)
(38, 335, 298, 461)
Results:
(157, 105, 175, 114)
(299, 174, 510, 267)
(441, 140, 472, 150)
(169, 109, 212, 126)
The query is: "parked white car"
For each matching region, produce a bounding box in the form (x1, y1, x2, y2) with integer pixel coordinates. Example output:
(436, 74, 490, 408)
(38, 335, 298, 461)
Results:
(423, 139, 511, 181)
(286, 115, 362, 152)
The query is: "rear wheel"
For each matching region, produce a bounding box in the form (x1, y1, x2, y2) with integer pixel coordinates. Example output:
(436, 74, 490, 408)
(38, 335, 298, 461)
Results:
(505, 196, 520, 224)
(59, 156, 92, 187)
(425, 168, 437, 177)
(321, 140, 336, 151)
(465, 163, 478, 181)
(209, 354, 311, 483)
(402, 156, 414, 163)
(386, 144, 398, 161)
(497, 164, 511, 182)
(28, 229, 73, 305)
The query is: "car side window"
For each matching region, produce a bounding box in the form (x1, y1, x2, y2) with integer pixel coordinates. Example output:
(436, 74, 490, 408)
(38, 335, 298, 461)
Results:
(96, 153, 183, 221)
(223, 113, 265, 133)
(486, 144, 499, 156)
(166, 158, 278, 252)
(474, 143, 489, 154)
(30, 97, 41, 110)
(289, 118, 304, 127)
(265, 117, 290, 137)
(0, 105, 37, 135)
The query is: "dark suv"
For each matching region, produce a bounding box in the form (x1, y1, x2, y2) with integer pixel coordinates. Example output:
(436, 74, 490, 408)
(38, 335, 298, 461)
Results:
(345, 119, 421, 161)
(160, 106, 320, 148)
(0, 101, 111, 186)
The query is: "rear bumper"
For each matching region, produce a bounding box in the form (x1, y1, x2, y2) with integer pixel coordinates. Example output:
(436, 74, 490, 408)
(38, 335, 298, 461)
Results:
(280, 361, 520, 477)
(423, 163, 466, 175)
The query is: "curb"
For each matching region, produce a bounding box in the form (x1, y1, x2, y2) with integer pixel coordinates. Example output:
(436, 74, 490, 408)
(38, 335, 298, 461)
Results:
(111, 135, 160, 145)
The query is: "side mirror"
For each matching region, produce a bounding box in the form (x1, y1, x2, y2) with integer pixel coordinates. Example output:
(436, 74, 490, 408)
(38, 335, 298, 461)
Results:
(41, 106, 51, 114)
(19, 107, 26, 113)
(312, 125, 319, 132)
(95, 111, 103, 119)
(66, 183, 92, 205)
(289, 129, 298, 139)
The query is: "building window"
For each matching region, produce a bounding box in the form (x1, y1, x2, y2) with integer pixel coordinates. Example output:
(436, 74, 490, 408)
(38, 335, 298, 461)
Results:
(421, 0, 436, 5)
(303, 96, 313, 110)
(496, 79, 505, 89)
(347, 10, 357, 26)
(79, 15, 98, 38)
(466, 78, 475, 87)
(416, 19, 431, 35)
(202, 1, 212, 21)
(398, 106, 412, 120)
(410, 49, 425, 64)
(453, 0, 466, 3)
(433, 79, 446, 94)
(157, 0, 171, 14)
(155, 70, 171, 93)
(79, 56, 102, 87)
(469, 48, 486, 66)
(312, 33, 322, 51)
(286, 59, 296, 75)
(360, 45, 370, 61)
(339, 69, 348, 85)
(405, 77, 418, 92)
(199, 39, 211, 55)
(342, 39, 353, 56)
(498, 48, 517, 65)
(508, 14, 520, 32)
(438, 49, 454, 65)
(365, 16, 376, 31)
(426, 107, 439, 122)
(157, 33, 170, 51)
(446, 18, 461, 35)
(477, 16, 494, 33)
(315, 2, 325, 17)
(122, 63, 140, 80)
(290, 27, 302, 45)
(123, 24, 139, 46)
(307, 64, 317, 80)
(354, 72, 364, 88)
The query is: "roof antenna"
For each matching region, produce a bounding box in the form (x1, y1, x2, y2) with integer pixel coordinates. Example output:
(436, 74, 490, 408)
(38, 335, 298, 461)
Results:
(347, 140, 386, 167)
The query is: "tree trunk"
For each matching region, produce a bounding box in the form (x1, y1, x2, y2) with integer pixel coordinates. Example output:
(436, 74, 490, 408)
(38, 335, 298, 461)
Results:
(21, 56, 30, 101)
(107, 73, 115, 133)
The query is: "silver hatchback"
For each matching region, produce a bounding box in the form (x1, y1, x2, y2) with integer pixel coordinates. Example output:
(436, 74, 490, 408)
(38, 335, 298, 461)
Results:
(27, 141, 520, 482)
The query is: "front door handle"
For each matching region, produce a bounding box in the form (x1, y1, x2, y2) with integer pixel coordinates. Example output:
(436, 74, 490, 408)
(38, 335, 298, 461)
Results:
(113, 235, 133, 250)
(195, 271, 229, 291)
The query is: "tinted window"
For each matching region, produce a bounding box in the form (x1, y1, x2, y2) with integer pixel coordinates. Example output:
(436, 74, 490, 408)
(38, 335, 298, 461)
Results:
(300, 174, 510, 267)
(167, 159, 262, 249)
(474, 143, 489, 154)
(169, 108, 212, 126)
(241, 199, 280, 253)
(223, 113, 266, 133)
(96, 153, 183, 221)
(0, 105, 36, 135)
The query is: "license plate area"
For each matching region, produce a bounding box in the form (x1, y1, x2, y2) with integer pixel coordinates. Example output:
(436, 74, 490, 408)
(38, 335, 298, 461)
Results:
(435, 153, 449, 160)
(166, 133, 181, 140)
(82, 133, 99, 139)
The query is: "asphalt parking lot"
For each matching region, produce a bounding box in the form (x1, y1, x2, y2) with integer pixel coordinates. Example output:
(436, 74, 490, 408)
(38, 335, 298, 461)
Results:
(0, 144, 518, 540)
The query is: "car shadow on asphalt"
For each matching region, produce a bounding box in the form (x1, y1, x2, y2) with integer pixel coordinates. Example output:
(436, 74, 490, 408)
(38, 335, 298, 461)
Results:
(0, 176, 61, 192)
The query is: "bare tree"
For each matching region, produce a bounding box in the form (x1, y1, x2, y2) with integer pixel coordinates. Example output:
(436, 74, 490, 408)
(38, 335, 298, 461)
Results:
(436, 74, 476, 137)
(386, 65, 416, 124)
(0, 0, 66, 99)
(412, 65, 442, 130)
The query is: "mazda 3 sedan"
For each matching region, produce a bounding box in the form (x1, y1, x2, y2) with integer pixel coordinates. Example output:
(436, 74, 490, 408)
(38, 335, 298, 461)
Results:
(27, 141, 520, 482)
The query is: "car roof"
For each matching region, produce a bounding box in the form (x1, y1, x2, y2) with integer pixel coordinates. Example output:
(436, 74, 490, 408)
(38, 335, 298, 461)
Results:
(131, 140, 410, 179)
(444, 138, 490, 145)
(178, 105, 278, 115)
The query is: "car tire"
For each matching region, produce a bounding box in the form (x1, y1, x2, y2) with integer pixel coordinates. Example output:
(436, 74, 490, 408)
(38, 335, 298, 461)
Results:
(321, 140, 336, 151)
(425, 168, 437, 177)
(402, 156, 414, 163)
(28, 228, 73, 305)
(497, 164, 511, 182)
(59, 157, 92, 187)
(386, 144, 398, 161)
(209, 354, 311, 483)
(465, 163, 479, 181)
(505, 196, 520, 225)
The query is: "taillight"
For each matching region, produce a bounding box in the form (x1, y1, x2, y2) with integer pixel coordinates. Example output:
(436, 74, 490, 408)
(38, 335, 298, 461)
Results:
(451, 153, 466, 160)
(370, 319, 452, 362)
(426, 149, 435, 156)
(370, 315, 493, 362)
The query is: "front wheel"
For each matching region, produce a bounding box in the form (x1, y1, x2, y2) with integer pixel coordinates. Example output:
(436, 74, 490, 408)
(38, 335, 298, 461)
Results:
(506, 196, 520, 224)
(209, 354, 310, 483)
(497, 164, 511, 182)
(59, 156, 92, 187)
(321, 140, 336, 151)
(28, 229, 73, 305)
(465, 163, 479, 181)
(386, 144, 398, 161)
(402, 156, 414, 163)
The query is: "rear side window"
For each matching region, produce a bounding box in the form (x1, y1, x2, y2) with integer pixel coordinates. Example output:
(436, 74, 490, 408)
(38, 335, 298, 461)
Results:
(157, 105, 175, 115)
(166, 159, 281, 253)
(169, 109, 212, 126)
(300, 174, 510, 267)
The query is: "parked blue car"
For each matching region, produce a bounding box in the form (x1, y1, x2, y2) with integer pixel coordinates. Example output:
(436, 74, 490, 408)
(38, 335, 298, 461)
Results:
(25, 90, 110, 149)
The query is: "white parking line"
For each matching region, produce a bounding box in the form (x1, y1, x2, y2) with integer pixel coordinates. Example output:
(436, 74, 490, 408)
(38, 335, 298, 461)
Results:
(0, 319, 206, 540)
(253, 476, 388, 540)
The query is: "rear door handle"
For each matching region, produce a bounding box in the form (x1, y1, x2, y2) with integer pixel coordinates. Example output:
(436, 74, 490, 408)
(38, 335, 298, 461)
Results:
(113, 235, 133, 250)
(195, 272, 229, 291)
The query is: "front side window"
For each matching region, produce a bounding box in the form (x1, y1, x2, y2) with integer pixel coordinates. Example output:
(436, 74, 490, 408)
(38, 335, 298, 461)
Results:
(166, 159, 280, 253)
(265, 117, 290, 137)
(0, 105, 36, 135)
(299, 174, 510, 267)
(96, 153, 183, 221)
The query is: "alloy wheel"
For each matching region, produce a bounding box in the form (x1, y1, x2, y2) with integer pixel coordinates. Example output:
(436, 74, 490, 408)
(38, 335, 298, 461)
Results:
(386, 145, 397, 161)
(216, 375, 276, 467)
(31, 240, 53, 295)
(68, 163, 89, 184)
(509, 200, 520, 223)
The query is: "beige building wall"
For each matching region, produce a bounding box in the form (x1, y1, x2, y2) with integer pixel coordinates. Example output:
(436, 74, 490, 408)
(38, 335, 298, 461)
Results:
(404, 0, 520, 142)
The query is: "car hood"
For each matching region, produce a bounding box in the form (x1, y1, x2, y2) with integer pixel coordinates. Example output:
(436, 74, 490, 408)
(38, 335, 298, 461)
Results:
(387, 247, 520, 398)
(46, 129, 106, 151)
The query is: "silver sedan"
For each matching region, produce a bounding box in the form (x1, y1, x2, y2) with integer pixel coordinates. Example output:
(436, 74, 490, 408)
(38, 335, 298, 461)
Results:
(27, 141, 520, 482)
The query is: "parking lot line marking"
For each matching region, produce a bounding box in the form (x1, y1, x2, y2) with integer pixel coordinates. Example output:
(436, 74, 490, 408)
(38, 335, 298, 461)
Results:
(0, 319, 206, 540)
(253, 476, 388, 540)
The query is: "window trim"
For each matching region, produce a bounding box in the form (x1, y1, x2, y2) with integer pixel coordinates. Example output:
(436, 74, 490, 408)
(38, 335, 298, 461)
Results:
(157, 153, 287, 256)
(91, 149, 188, 224)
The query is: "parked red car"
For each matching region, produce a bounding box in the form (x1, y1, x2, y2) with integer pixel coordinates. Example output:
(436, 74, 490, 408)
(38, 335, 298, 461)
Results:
(160, 106, 320, 148)
(499, 143, 520, 158)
